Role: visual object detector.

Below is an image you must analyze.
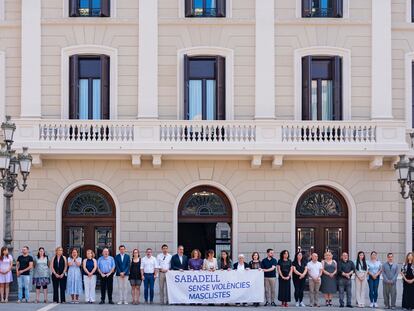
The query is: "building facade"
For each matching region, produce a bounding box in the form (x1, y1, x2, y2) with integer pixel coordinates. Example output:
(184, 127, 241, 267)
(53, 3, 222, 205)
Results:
(0, 0, 412, 262)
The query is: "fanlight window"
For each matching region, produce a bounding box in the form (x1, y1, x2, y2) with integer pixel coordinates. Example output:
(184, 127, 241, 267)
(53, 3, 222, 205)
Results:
(181, 191, 227, 216)
(67, 190, 112, 216)
(296, 189, 344, 217)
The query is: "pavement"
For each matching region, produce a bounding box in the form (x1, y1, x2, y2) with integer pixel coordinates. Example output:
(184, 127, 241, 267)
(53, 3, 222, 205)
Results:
(0, 303, 400, 311)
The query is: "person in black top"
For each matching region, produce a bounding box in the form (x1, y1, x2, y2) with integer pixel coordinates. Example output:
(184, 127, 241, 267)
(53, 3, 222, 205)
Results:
(261, 249, 278, 306)
(129, 249, 142, 305)
(16, 246, 34, 303)
(277, 250, 293, 307)
(292, 251, 308, 307)
(50, 246, 67, 303)
(338, 252, 355, 308)
(170, 245, 189, 271)
(249, 252, 261, 307)
(219, 250, 232, 270)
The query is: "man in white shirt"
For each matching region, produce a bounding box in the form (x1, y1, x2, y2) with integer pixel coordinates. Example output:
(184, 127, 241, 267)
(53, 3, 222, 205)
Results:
(306, 253, 323, 307)
(140, 248, 159, 304)
(156, 244, 172, 304)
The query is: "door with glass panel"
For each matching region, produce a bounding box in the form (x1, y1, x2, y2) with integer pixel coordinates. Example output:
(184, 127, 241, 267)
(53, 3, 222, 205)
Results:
(296, 186, 348, 262)
(62, 186, 116, 258)
(302, 56, 342, 121)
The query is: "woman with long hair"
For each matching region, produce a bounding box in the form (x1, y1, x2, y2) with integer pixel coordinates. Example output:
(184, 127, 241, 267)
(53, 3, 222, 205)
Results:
(82, 249, 97, 303)
(355, 251, 368, 308)
(401, 252, 414, 310)
(0, 246, 12, 302)
(219, 250, 232, 270)
(203, 249, 218, 271)
(50, 246, 67, 303)
(128, 249, 142, 305)
(33, 247, 50, 303)
(277, 250, 293, 307)
(249, 252, 262, 307)
(292, 251, 307, 307)
(367, 251, 382, 308)
(188, 249, 203, 270)
(321, 251, 337, 306)
(66, 248, 82, 303)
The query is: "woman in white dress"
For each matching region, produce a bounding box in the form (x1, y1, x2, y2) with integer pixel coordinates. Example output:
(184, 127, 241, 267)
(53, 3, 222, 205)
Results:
(66, 248, 83, 303)
(203, 249, 218, 271)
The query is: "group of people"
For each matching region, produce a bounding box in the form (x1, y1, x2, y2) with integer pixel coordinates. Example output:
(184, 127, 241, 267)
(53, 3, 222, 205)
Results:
(0, 244, 413, 309)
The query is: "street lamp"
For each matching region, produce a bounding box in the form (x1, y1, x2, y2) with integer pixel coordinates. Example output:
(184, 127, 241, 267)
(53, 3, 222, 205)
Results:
(395, 155, 414, 200)
(0, 116, 32, 253)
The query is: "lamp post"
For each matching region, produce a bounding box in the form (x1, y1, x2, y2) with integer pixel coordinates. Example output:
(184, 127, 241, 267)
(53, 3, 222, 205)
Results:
(394, 155, 414, 200)
(0, 116, 32, 254)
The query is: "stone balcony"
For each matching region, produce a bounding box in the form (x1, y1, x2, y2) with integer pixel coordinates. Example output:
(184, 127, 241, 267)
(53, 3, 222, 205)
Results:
(12, 119, 409, 169)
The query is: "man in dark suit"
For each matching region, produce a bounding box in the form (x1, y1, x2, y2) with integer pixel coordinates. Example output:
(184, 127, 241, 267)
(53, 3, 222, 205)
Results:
(115, 245, 130, 304)
(170, 245, 189, 271)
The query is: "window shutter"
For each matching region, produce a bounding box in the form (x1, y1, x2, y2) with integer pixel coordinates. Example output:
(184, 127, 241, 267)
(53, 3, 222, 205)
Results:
(69, 0, 79, 17)
(302, 0, 312, 17)
(184, 55, 190, 120)
(101, 0, 111, 17)
(412, 0, 414, 23)
(216, 56, 226, 120)
(69, 55, 79, 119)
(412, 63, 414, 127)
(185, 0, 194, 17)
(302, 56, 312, 120)
(332, 56, 342, 121)
(332, 0, 343, 18)
(100, 55, 110, 120)
(217, 0, 226, 17)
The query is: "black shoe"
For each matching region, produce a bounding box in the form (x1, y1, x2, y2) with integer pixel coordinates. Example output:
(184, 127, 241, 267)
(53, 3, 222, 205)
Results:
(99, 301, 105, 304)
(108, 301, 114, 305)
(271, 302, 276, 307)
(340, 304, 344, 308)
(346, 305, 353, 308)
(264, 301, 269, 306)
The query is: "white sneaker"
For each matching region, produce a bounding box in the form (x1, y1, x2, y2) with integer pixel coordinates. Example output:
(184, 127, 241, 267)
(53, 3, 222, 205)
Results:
(124, 301, 128, 305)
(374, 303, 378, 308)
(117, 301, 122, 305)
(300, 302, 306, 307)
(296, 302, 300, 307)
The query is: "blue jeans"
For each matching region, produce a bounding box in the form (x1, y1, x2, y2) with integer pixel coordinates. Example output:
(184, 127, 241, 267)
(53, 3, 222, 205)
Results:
(368, 277, 380, 303)
(143, 273, 155, 302)
(18, 275, 31, 301)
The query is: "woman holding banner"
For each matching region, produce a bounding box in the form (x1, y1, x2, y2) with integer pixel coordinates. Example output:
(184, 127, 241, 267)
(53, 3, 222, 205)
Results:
(188, 249, 203, 271)
(203, 250, 218, 271)
(277, 250, 293, 307)
(218, 251, 232, 270)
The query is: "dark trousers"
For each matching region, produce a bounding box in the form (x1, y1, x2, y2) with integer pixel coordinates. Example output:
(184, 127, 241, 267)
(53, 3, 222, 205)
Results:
(368, 277, 380, 303)
(293, 277, 305, 302)
(100, 274, 114, 302)
(144, 273, 155, 302)
(339, 278, 352, 306)
(52, 275, 66, 303)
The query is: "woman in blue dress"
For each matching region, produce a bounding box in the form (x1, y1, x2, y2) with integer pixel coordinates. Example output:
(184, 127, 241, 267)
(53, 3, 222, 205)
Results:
(66, 248, 83, 303)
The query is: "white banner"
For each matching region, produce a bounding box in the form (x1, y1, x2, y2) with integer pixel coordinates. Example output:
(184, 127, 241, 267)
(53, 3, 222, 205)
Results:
(166, 270, 264, 304)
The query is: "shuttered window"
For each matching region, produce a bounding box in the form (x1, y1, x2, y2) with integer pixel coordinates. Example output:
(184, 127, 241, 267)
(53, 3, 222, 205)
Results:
(412, 0, 414, 22)
(302, 0, 343, 18)
(302, 56, 342, 121)
(69, 0, 110, 17)
(412, 63, 414, 127)
(184, 56, 225, 120)
(185, 0, 226, 17)
(69, 55, 110, 120)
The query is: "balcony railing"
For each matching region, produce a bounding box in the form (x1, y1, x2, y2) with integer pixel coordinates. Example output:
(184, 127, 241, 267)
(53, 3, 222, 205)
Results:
(12, 119, 408, 157)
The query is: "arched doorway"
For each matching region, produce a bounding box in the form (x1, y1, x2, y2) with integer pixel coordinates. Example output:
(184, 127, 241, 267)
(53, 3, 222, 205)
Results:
(178, 186, 232, 259)
(62, 185, 116, 258)
(296, 186, 348, 261)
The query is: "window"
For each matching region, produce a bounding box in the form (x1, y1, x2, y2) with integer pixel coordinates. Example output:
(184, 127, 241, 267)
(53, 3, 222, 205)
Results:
(69, 0, 110, 17)
(412, 0, 414, 22)
(302, 0, 343, 18)
(184, 56, 225, 120)
(412, 62, 414, 127)
(185, 0, 226, 17)
(69, 55, 110, 120)
(302, 56, 342, 120)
